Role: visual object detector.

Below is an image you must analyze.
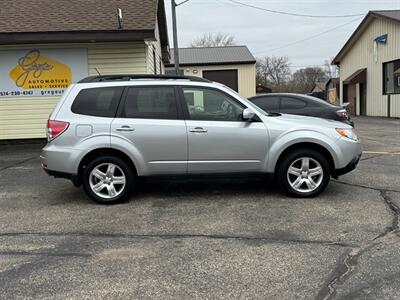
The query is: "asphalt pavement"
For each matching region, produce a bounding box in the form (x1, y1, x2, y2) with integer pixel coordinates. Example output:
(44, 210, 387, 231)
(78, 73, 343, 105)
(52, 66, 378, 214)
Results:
(0, 116, 399, 299)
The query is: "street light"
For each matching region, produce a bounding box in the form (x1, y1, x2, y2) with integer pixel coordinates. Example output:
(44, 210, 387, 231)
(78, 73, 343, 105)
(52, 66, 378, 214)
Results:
(171, 0, 190, 75)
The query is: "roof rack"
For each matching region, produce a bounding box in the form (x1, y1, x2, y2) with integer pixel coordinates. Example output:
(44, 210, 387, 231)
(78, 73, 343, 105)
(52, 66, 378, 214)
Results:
(78, 74, 211, 83)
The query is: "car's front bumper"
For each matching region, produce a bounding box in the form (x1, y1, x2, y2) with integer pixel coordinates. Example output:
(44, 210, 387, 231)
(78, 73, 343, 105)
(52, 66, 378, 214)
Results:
(333, 153, 361, 178)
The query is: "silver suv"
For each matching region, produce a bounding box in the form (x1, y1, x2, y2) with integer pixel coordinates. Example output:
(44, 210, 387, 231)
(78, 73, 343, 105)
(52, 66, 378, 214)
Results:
(41, 75, 362, 204)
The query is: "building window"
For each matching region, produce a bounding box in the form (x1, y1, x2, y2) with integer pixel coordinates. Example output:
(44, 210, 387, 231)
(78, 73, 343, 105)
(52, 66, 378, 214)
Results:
(383, 59, 400, 94)
(159, 57, 162, 74)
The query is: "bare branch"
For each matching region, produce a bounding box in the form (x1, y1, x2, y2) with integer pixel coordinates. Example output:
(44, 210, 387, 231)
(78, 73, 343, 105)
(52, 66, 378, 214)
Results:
(256, 56, 291, 86)
(190, 32, 236, 47)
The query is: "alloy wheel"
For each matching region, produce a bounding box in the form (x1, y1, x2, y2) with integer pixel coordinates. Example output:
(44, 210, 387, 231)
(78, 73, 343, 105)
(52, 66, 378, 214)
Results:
(286, 157, 324, 193)
(89, 163, 126, 199)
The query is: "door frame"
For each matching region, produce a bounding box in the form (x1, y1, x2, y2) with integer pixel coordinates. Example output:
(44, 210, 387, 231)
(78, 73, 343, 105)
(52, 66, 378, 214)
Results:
(359, 82, 367, 116)
(175, 85, 268, 174)
(111, 84, 189, 175)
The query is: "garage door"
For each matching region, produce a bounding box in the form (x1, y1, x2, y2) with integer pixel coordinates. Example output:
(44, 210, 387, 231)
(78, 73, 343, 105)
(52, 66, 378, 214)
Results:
(202, 70, 238, 92)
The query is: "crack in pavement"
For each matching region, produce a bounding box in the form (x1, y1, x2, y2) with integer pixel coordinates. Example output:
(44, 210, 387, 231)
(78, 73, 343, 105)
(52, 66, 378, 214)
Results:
(0, 157, 36, 172)
(373, 191, 400, 240)
(332, 180, 400, 193)
(316, 191, 400, 300)
(0, 232, 356, 248)
(0, 250, 91, 257)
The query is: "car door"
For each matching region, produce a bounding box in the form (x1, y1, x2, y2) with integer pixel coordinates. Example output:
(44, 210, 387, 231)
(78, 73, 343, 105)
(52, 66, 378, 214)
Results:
(111, 85, 188, 175)
(179, 86, 268, 174)
(250, 95, 280, 113)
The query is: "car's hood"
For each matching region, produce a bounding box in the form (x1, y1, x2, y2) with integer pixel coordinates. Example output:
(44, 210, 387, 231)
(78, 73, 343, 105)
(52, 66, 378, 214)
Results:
(266, 113, 352, 129)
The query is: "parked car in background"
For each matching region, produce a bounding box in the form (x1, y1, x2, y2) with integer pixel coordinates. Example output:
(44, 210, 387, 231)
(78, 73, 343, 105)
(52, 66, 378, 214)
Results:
(249, 93, 353, 126)
(41, 75, 361, 204)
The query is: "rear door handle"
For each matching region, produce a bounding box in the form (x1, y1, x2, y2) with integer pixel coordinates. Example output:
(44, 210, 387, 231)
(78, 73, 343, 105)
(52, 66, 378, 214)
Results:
(116, 125, 135, 132)
(189, 127, 208, 133)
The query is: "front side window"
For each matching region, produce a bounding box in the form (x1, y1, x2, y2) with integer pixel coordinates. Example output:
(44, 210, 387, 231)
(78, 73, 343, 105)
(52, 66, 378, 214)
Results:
(280, 97, 307, 110)
(182, 87, 245, 121)
(122, 86, 178, 119)
(383, 59, 400, 94)
(71, 87, 123, 117)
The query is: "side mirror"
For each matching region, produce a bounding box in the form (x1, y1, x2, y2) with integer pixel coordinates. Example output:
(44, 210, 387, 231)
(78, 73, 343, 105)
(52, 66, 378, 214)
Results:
(242, 108, 256, 121)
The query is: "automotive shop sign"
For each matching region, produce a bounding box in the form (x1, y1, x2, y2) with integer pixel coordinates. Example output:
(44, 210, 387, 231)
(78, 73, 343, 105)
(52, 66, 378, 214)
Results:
(0, 48, 88, 98)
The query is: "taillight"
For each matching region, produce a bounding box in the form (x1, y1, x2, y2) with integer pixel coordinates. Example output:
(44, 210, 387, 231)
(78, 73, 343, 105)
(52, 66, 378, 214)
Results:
(47, 120, 69, 141)
(336, 109, 348, 119)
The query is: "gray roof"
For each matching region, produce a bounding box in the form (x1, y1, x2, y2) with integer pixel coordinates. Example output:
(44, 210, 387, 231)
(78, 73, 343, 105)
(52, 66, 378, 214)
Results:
(372, 10, 400, 22)
(167, 46, 256, 66)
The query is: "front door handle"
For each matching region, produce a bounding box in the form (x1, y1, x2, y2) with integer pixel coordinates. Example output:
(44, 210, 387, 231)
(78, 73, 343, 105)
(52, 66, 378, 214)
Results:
(116, 125, 135, 132)
(189, 127, 208, 133)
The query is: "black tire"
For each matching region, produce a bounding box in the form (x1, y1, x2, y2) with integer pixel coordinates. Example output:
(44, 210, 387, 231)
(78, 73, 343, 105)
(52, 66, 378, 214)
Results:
(277, 149, 330, 198)
(82, 156, 135, 204)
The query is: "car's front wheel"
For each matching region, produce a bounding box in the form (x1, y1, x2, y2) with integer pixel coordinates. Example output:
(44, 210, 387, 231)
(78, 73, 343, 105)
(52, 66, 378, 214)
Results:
(278, 149, 330, 197)
(82, 156, 134, 204)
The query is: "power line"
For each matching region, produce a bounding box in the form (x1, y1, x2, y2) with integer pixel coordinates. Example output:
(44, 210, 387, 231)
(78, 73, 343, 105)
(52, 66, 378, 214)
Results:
(226, 0, 365, 18)
(254, 17, 363, 55)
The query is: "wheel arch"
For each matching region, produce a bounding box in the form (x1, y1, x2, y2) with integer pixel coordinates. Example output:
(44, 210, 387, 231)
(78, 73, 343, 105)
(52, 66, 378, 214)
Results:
(273, 142, 336, 176)
(77, 148, 138, 185)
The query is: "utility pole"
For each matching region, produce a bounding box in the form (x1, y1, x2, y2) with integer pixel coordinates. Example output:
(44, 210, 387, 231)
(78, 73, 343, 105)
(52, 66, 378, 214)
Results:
(171, 0, 190, 75)
(171, 0, 180, 75)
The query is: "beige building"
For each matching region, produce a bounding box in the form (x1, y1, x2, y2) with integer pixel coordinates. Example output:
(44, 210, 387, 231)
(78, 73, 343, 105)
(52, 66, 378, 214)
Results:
(0, 0, 169, 140)
(166, 46, 256, 98)
(333, 10, 400, 117)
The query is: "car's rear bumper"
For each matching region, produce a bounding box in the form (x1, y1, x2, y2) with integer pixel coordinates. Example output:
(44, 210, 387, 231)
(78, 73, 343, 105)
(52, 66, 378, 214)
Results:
(42, 166, 80, 186)
(40, 143, 82, 174)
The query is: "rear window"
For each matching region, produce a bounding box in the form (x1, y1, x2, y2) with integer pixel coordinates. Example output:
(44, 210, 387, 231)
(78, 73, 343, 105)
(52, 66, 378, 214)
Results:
(121, 86, 178, 119)
(71, 87, 123, 117)
(251, 96, 280, 112)
(280, 97, 307, 109)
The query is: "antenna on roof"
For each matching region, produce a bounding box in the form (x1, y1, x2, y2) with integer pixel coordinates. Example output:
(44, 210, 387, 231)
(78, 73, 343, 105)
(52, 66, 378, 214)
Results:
(117, 8, 123, 29)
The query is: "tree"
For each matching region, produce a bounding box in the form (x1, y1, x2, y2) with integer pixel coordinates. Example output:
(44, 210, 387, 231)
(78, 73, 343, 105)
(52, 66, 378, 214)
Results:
(324, 58, 339, 78)
(256, 56, 291, 86)
(190, 33, 236, 47)
(290, 67, 328, 93)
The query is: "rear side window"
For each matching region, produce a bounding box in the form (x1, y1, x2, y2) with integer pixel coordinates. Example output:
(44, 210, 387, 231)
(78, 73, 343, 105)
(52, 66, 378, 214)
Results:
(280, 97, 307, 110)
(121, 86, 178, 119)
(251, 96, 280, 112)
(71, 87, 123, 117)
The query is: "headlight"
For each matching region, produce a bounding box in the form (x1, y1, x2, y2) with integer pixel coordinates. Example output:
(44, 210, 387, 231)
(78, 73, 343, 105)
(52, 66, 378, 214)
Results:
(336, 128, 358, 141)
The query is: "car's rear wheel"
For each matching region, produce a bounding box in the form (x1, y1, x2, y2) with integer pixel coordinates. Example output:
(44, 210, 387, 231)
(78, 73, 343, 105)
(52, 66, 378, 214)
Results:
(278, 149, 330, 197)
(83, 156, 134, 204)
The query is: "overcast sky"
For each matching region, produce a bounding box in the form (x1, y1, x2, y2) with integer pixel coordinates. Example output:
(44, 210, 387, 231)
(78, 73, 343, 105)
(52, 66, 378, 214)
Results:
(165, 0, 400, 69)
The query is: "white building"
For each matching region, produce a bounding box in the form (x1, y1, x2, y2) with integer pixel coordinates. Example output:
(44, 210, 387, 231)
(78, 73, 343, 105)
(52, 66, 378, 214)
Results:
(0, 0, 169, 140)
(333, 10, 400, 117)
